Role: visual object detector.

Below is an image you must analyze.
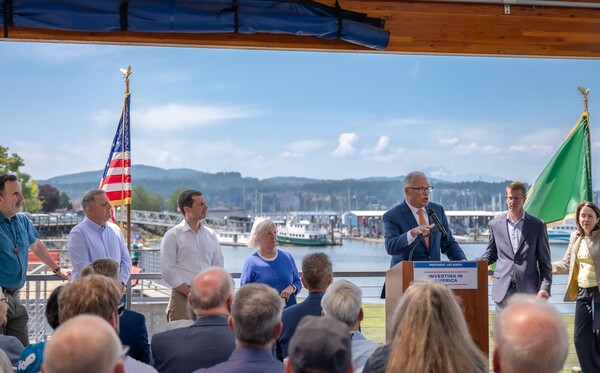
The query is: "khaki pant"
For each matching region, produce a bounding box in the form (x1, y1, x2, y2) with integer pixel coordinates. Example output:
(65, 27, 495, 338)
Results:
(0, 290, 29, 346)
(166, 288, 194, 322)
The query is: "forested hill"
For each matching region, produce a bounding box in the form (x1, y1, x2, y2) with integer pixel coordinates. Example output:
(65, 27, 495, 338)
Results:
(41, 165, 512, 212)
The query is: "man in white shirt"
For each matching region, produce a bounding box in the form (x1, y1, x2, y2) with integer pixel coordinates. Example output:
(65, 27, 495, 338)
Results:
(160, 190, 224, 321)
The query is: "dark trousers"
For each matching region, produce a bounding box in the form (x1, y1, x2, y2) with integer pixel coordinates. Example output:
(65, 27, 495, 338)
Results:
(0, 290, 29, 347)
(574, 287, 600, 373)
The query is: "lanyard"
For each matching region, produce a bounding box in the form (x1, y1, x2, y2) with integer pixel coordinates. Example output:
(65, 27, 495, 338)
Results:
(0, 218, 21, 254)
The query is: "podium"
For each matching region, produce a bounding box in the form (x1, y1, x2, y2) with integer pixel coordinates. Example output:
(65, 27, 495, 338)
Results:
(385, 260, 489, 354)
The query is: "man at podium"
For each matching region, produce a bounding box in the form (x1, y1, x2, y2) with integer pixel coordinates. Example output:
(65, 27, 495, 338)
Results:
(383, 171, 466, 267)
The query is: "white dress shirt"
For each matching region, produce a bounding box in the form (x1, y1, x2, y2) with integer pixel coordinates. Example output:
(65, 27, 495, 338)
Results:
(160, 220, 224, 288)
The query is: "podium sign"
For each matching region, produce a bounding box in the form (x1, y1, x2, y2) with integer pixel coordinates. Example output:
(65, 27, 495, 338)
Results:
(413, 262, 478, 289)
(385, 261, 488, 353)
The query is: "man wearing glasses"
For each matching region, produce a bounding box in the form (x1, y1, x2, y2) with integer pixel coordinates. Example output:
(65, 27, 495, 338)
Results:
(383, 171, 466, 271)
(476, 181, 551, 308)
(0, 174, 69, 346)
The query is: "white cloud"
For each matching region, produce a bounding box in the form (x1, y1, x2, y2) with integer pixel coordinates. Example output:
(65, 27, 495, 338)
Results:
(508, 144, 553, 154)
(439, 137, 459, 146)
(452, 143, 479, 155)
(374, 136, 389, 153)
(332, 133, 358, 157)
(281, 140, 326, 158)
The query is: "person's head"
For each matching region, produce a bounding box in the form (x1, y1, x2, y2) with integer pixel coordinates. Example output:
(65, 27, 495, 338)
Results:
(0, 293, 7, 326)
(42, 314, 125, 373)
(493, 295, 568, 373)
(247, 217, 277, 250)
(0, 173, 23, 218)
(285, 315, 352, 373)
(58, 275, 121, 328)
(229, 283, 283, 349)
(505, 181, 527, 216)
(81, 259, 120, 282)
(177, 189, 207, 220)
(321, 279, 362, 330)
(189, 267, 234, 316)
(45, 285, 65, 330)
(301, 252, 333, 292)
(575, 201, 600, 236)
(403, 171, 431, 209)
(387, 281, 487, 373)
(81, 190, 112, 225)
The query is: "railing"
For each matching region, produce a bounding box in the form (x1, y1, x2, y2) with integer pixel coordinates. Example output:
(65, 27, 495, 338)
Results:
(22, 252, 580, 372)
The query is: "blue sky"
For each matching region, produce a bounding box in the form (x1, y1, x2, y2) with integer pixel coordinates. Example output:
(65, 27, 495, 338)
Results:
(1, 42, 599, 186)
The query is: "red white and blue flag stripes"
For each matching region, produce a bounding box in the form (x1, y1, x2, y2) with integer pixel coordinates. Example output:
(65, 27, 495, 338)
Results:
(99, 94, 132, 206)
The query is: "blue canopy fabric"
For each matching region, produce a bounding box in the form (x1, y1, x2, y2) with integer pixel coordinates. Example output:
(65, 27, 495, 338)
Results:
(2, 0, 389, 50)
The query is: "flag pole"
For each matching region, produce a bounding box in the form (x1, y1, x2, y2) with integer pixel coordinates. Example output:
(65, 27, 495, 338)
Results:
(122, 66, 132, 253)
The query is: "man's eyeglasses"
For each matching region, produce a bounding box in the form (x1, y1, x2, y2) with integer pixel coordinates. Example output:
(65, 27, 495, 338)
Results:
(407, 186, 434, 193)
(117, 302, 125, 316)
(0, 297, 7, 304)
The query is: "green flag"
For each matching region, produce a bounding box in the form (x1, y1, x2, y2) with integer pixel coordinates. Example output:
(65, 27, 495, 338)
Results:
(524, 112, 592, 224)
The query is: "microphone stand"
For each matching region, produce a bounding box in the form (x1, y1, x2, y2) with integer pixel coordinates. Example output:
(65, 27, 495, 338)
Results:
(407, 228, 438, 261)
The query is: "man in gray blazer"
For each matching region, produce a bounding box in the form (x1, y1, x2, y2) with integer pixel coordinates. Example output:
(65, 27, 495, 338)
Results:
(477, 181, 552, 307)
(151, 268, 236, 373)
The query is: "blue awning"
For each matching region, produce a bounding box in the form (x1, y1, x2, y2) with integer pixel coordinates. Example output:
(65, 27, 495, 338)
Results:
(3, 0, 389, 50)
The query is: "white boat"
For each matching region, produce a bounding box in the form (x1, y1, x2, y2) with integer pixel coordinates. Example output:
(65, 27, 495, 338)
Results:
(216, 230, 250, 247)
(547, 219, 576, 244)
(276, 219, 328, 246)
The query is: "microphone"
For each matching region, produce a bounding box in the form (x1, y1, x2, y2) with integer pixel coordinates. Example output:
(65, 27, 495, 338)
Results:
(427, 209, 447, 238)
(408, 230, 435, 261)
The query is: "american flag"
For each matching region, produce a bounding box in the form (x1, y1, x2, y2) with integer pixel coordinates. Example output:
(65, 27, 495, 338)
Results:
(100, 94, 132, 206)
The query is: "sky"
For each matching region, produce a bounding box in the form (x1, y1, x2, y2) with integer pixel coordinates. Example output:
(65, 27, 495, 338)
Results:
(1, 42, 599, 186)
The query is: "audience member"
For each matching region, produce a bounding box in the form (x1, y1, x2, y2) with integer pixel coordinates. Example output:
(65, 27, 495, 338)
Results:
(161, 190, 224, 321)
(67, 189, 132, 285)
(493, 295, 568, 373)
(285, 315, 352, 373)
(241, 218, 301, 308)
(194, 283, 284, 373)
(0, 291, 24, 366)
(57, 275, 157, 372)
(42, 314, 126, 373)
(363, 281, 487, 373)
(276, 252, 333, 360)
(17, 285, 64, 373)
(151, 268, 236, 373)
(0, 349, 12, 373)
(322, 279, 378, 373)
(80, 259, 152, 364)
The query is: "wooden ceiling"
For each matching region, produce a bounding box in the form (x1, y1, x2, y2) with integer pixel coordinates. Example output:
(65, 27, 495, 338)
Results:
(4, 0, 600, 58)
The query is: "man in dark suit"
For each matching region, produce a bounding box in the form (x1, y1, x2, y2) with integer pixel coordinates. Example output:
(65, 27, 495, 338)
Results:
(276, 252, 333, 360)
(194, 283, 284, 373)
(477, 181, 551, 307)
(383, 171, 466, 268)
(151, 268, 236, 373)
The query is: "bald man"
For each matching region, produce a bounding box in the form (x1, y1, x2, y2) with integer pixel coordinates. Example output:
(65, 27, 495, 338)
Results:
(151, 268, 236, 373)
(42, 314, 125, 373)
(493, 295, 568, 373)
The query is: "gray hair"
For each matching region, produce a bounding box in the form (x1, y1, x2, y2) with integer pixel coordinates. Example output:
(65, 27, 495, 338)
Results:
(247, 217, 276, 248)
(232, 283, 283, 347)
(190, 268, 234, 311)
(403, 171, 426, 187)
(493, 295, 568, 373)
(321, 279, 362, 328)
(301, 253, 333, 290)
(81, 190, 106, 212)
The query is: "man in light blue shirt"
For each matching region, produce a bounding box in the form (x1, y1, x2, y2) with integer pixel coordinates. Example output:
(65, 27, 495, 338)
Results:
(67, 190, 131, 285)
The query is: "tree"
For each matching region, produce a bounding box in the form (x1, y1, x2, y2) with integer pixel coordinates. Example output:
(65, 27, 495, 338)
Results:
(39, 184, 61, 213)
(166, 188, 186, 213)
(131, 185, 164, 212)
(0, 146, 41, 212)
(59, 192, 71, 210)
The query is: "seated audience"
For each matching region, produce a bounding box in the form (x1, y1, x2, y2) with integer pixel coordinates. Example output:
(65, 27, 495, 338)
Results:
(285, 315, 352, 373)
(151, 268, 236, 373)
(0, 291, 24, 366)
(322, 279, 378, 373)
(17, 285, 63, 373)
(0, 349, 14, 372)
(56, 275, 157, 372)
(43, 314, 126, 373)
(363, 281, 487, 373)
(80, 259, 152, 364)
(193, 283, 285, 373)
(493, 295, 568, 373)
(277, 252, 333, 360)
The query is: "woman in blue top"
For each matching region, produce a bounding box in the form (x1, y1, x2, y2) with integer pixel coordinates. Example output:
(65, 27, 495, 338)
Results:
(241, 218, 301, 308)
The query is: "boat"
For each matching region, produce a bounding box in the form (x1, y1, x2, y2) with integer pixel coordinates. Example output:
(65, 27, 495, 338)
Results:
(275, 219, 329, 246)
(216, 230, 250, 247)
(547, 219, 576, 244)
